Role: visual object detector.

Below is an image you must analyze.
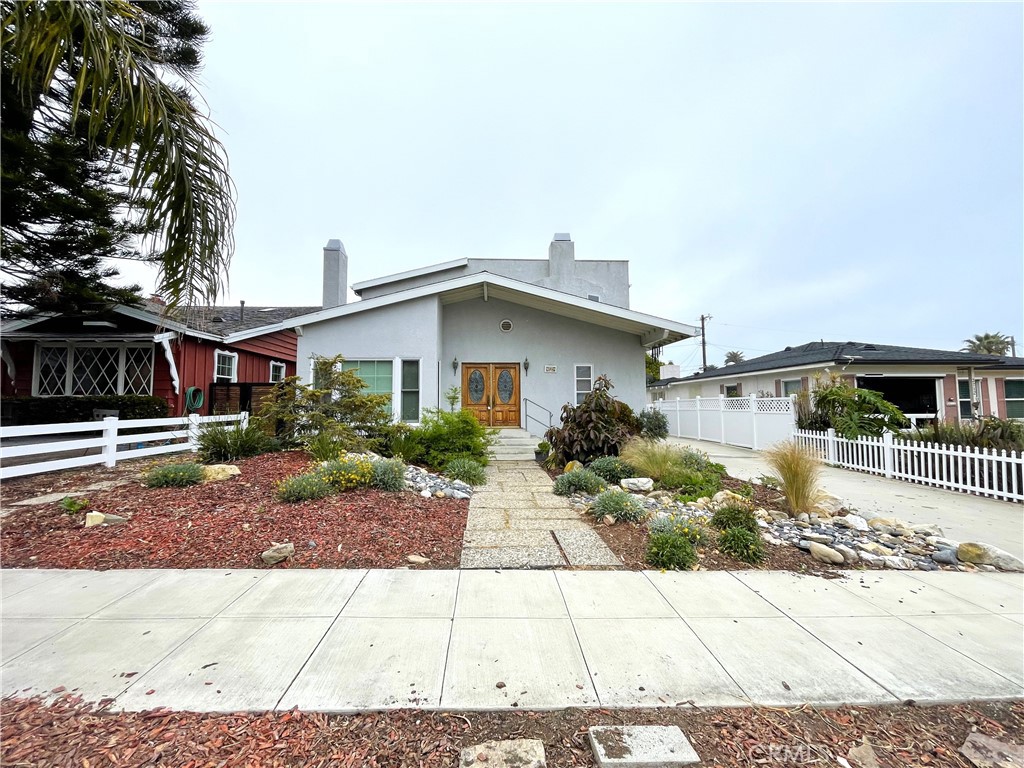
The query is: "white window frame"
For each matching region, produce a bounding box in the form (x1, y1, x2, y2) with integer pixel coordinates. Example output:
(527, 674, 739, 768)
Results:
(214, 349, 238, 384)
(1005, 378, 1024, 420)
(269, 360, 286, 383)
(957, 377, 981, 420)
(32, 342, 154, 397)
(782, 379, 802, 396)
(341, 358, 396, 417)
(574, 363, 593, 405)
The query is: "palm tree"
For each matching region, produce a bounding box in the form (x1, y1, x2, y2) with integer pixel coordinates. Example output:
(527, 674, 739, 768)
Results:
(961, 333, 1011, 356)
(2, 0, 235, 307)
(724, 350, 745, 365)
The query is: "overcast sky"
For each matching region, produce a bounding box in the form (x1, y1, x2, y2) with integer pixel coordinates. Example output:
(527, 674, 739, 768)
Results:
(125, 2, 1023, 370)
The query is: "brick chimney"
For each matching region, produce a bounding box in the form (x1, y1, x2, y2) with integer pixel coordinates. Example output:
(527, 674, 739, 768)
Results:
(322, 239, 348, 309)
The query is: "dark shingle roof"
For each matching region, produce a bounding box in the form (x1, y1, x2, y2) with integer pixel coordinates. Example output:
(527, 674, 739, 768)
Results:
(174, 305, 322, 335)
(649, 341, 1024, 387)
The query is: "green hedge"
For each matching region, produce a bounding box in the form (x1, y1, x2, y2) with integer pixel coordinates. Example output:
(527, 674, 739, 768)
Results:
(2, 395, 168, 425)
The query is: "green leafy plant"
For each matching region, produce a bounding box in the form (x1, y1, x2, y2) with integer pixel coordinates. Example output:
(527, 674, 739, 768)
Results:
(797, 372, 908, 438)
(388, 431, 426, 464)
(443, 385, 461, 412)
(143, 462, 205, 488)
(636, 408, 669, 440)
(316, 455, 373, 491)
(303, 431, 344, 462)
(410, 409, 494, 471)
(258, 355, 392, 451)
(58, 496, 89, 515)
(536, 441, 550, 453)
(647, 512, 710, 546)
(197, 421, 271, 463)
(718, 526, 766, 564)
(756, 473, 782, 490)
(737, 482, 755, 499)
(710, 504, 759, 534)
(904, 418, 1024, 452)
(645, 532, 697, 570)
(276, 472, 332, 503)
(370, 458, 407, 492)
(591, 489, 647, 523)
(443, 457, 487, 486)
(552, 468, 606, 496)
(587, 456, 636, 485)
(544, 376, 640, 465)
(763, 440, 822, 515)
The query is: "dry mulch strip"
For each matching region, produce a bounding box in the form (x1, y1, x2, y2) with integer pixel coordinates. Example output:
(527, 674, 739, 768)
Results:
(0, 452, 467, 570)
(2, 695, 1020, 767)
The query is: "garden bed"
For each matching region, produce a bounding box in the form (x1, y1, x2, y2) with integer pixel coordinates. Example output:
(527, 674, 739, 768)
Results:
(2, 694, 1020, 767)
(0, 452, 468, 570)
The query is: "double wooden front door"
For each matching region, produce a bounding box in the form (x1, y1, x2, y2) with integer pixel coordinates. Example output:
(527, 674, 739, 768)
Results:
(462, 363, 520, 427)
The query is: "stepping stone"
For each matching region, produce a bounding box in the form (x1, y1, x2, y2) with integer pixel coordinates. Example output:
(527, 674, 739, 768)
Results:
(460, 739, 546, 767)
(589, 725, 699, 767)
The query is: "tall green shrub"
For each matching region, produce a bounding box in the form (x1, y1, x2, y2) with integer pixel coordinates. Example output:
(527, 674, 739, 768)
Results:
(412, 409, 494, 470)
(545, 376, 639, 465)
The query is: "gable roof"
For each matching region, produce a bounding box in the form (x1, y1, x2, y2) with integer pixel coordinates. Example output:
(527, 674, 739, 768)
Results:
(351, 258, 470, 295)
(283, 271, 697, 347)
(2, 302, 321, 344)
(650, 341, 1024, 386)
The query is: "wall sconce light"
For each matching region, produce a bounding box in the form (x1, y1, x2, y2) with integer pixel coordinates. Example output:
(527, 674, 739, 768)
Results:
(523, 357, 530, 376)
(451, 357, 458, 374)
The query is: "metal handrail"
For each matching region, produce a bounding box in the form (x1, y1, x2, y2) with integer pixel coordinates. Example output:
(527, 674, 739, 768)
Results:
(523, 398, 553, 434)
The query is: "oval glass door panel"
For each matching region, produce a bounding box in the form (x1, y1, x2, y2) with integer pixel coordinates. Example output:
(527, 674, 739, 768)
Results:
(468, 370, 485, 403)
(497, 369, 514, 403)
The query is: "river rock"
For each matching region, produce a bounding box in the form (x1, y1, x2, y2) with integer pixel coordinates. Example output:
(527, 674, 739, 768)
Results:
(202, 464, 241, 483)
(931, 548, 958, 565)
(926, 536, 961, 549)
(84, 512, 127, 527)
(834, 544, 859, 564)
(809, 542, 845, 564)
(621, 477, 654, 492)
(407, 554, 430, 564)
(858, 541, 894, 557)
(261, 542, 294, 565)
(911, 523, 944, 537)
(712, 490, 749, 506)
(815, 493, 845, 515)
(957, 542, 1024, 572)
(804, 533, 834, 544)
(882, 556, 915, 570)
(837, 513, 870, 532)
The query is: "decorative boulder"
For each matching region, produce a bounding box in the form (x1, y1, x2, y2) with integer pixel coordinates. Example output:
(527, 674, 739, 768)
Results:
(957, 542, 1024, 572)
(564, 460, 585, 473)
(202, 464, 241, 483)
(808, 542, 845, 564)
(620, 477, 654, 492)
(814, 493, 845, 515)
(261, 542, 295, 565)
(84, 512, 127, 527)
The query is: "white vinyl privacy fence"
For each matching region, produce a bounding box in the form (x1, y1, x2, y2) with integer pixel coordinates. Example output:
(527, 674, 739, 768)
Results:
(0, 413, 248, 480)
(651, 395, 796, 450)
(794, 428, 1024, 504)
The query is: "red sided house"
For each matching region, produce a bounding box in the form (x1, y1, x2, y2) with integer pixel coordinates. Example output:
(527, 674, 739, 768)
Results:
(0, 300, 318, 420)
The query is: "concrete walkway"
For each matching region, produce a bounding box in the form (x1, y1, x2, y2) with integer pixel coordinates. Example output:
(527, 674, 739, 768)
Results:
(460, 461, 619, 568)
(2, 567, 1021, 713)
(668, 437, 1024, 561)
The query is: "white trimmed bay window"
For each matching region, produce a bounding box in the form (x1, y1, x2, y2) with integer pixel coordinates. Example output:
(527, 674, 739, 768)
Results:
(34, 343, 154, 396)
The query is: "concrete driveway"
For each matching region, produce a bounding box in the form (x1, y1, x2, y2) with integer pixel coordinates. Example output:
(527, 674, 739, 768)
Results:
(668, 437, 1024, 561)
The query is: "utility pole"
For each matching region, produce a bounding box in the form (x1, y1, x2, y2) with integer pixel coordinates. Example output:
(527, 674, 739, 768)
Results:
(700, 314, 712, 371)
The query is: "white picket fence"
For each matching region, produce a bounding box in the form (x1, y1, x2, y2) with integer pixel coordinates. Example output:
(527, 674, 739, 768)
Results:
(794, 428, 1024, 503)
(0, 413, 249, 480)
(652, 395, 796, 451)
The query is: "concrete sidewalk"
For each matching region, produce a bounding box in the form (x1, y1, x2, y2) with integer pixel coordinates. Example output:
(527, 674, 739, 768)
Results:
(668, 437, 1024, 561)
(2, 567, 1021, 713)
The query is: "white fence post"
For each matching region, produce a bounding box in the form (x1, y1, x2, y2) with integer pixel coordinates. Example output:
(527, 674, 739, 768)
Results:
(719, 394, 726, 445)
(749, 394, 759, 450)
(240, 411, 250, 430)
(695, 396, 702, 441)
(674, 398, 681, 438)
(187, 413, 202, 452)
(826, 428, 837, 465)
(102, 416, 119, 468)
(883, 431, 894, 478)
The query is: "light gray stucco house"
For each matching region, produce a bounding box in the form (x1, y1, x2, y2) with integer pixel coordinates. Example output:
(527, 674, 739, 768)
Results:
(281, 234, 697, 436)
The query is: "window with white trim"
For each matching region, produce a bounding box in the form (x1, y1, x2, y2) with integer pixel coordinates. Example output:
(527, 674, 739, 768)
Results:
(958, 378, 982, 419)
(400, 360, 420, 422)
(342, 359, 394, 416)
(782, 379, 802, 396)
(269, 360, 286, 383)
(214, 350, 238, 384)
(1005, 379, 1024, 419)
(724, 384, 740, 398)
(575, 364, 593, 405)
(34, 344, 153, 396)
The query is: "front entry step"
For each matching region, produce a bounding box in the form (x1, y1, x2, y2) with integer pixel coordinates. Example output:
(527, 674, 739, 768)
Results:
(490, 429, 540, 460)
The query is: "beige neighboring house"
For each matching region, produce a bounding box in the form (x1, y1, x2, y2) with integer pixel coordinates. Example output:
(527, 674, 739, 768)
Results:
(648, 341, 1024, 424)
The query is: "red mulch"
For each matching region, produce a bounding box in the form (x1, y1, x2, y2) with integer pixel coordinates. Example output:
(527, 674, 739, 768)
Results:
(2, 695, 1020, 767)
(0, 453, 467, 570)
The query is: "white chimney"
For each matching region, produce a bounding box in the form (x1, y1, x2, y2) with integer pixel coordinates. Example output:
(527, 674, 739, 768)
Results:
(548, 232, 574, 279)
(659, 363, 681, 379)
(322, 238, 348, 309)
